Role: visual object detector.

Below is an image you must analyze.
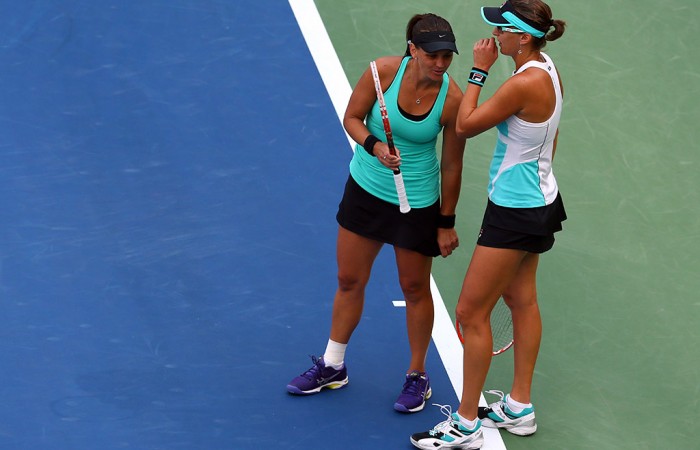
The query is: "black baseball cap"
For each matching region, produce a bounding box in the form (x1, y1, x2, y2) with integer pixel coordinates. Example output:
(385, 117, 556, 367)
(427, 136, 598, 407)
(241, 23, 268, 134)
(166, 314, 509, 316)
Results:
(412, 31, 459, 54)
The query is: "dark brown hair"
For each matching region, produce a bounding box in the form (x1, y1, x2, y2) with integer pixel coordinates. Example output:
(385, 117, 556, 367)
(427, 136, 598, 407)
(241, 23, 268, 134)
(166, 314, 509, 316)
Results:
(404, 13, 454, 56)
(510, 0, 566, 49)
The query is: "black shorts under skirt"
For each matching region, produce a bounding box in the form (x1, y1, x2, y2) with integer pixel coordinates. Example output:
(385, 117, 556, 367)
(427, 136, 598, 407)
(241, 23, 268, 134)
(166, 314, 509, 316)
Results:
(336, 175, 441, 257)
(476, 193, 567, 254)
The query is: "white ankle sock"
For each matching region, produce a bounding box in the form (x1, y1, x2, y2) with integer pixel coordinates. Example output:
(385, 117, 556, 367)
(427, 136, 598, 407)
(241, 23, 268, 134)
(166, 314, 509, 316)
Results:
(323, 339, 347, 368)
(455, 412, 479, 430)
(506, 394, 532, 414)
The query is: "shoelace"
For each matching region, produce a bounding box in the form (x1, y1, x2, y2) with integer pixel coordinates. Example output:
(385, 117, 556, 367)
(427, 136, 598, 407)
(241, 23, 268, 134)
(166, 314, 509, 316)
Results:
(300, 355, 324, 380)
(402, 372, 425, 396)
(484, 389, 506, 409)
(484, 389, 505, 400)
(485, 389, 532, 418)
(428, 404, 457, 436)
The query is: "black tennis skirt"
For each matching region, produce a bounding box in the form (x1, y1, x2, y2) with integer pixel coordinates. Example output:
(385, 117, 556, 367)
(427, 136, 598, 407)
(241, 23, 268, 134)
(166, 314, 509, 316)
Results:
(336, 175, 441, 257)
(477, 193, 567, 254)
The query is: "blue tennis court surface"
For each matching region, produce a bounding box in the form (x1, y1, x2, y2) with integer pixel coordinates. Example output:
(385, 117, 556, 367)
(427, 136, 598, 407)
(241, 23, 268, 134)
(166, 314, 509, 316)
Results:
(0, 1, 460, 448)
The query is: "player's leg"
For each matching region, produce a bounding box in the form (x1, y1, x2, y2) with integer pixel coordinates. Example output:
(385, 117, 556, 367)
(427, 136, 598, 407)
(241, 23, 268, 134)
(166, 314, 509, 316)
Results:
(478, 252, 540, 435)
(502, 251, 541, 405)
(410, 245, 524, 448)
(287, 226, 382, 395)
(455, 245, 527, 418)
(393, 246, 434, 412)
(395, 247, 433, 372)
(328, 226, 384, 343)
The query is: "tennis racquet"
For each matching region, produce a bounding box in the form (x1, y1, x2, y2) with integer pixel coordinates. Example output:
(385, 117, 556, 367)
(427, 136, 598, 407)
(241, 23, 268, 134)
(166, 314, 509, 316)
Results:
(456, 296, 514, 356)
(369, 60, 410, 214)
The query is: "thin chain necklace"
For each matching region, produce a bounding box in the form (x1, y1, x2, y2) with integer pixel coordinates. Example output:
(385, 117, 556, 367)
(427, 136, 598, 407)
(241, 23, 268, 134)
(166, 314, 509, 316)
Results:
(410, 59, 434, 104)
(413, 79, 431, 104)
(408, 58, 432, 105)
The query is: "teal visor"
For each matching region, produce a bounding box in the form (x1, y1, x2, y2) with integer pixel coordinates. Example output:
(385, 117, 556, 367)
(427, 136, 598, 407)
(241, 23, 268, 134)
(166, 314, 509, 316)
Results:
(480, 2, 548, 38)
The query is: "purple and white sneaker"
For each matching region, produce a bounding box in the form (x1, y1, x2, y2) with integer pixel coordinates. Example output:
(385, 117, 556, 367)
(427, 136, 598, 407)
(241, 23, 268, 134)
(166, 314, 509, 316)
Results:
(394, 371, 431, 413)
(287, 356, 348, 395)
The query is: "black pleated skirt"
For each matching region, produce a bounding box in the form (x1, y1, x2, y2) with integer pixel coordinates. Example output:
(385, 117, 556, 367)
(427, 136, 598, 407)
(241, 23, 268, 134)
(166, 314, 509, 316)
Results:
(336, 175, 441, 257)
(477, 193, 567, 254)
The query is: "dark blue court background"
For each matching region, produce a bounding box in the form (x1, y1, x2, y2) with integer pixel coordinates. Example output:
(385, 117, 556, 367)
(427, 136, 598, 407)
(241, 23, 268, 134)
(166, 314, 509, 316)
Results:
(0, 1, 458, 448)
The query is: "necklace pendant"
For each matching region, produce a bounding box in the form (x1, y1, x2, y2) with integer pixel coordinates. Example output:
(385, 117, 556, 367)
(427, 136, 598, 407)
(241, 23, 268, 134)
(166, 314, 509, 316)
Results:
(416, 99, 421, 104)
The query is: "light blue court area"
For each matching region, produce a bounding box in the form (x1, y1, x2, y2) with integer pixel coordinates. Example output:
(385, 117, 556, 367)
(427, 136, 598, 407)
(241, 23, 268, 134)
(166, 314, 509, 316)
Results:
(0, 1, 463, 449)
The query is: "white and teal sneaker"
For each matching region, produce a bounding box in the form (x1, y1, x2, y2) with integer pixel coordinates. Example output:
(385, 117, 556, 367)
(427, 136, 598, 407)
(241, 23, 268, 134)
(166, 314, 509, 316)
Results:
(478, 390, 537, 436)
(410, 404, 483, 449)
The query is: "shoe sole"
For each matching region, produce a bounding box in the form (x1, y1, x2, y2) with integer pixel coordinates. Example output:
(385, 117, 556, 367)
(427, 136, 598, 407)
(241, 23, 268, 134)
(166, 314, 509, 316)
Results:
(504, 423, 537, 436)
(481, 418, 537, 436)
(394, 387, 432, 413)
(286, 377, 349, 395)
(410, 432, 483, 449)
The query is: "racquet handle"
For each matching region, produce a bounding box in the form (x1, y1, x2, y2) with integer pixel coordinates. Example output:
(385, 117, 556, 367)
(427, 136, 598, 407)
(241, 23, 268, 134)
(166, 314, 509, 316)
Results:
(386, 137, 409, 212)
(369, 60, 411, 214)
(393, 171, 411, 213)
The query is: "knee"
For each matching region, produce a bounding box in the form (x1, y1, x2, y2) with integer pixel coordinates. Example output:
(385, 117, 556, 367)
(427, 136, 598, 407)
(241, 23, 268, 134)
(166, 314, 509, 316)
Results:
(399, 278, 430, 304)
(337, 271, 367, 293)
(455, 299, 490, 333)
(502, 290, 537, 310)
(455, 304, 475, 329)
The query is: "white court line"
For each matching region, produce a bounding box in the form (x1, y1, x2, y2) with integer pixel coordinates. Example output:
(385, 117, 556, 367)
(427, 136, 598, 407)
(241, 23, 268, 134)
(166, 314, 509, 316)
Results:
(287, 0, 354, 150)
(289, 1, 505, 448)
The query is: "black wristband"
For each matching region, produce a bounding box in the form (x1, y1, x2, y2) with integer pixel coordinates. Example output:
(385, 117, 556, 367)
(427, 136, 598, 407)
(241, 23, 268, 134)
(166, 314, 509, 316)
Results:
(468, 67, 488, 86)
(363, 134, 381, 156)
(437, 214, 456, 229)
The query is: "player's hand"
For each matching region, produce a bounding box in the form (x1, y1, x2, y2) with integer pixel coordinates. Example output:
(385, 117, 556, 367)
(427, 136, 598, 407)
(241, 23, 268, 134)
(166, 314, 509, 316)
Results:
(438, 227, 459, 258)
(473, 37, 498, 72)
(374, 142, 402, 170)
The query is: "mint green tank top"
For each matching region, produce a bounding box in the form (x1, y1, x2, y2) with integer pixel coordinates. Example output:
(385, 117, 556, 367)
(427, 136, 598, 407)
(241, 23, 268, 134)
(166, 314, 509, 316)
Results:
(349, 56, 449, 208)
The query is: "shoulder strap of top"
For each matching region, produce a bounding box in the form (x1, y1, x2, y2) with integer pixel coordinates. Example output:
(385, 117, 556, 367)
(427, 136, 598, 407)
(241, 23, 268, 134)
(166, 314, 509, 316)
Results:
(386, 56, 411, 93)
(514, 53, 561, 97)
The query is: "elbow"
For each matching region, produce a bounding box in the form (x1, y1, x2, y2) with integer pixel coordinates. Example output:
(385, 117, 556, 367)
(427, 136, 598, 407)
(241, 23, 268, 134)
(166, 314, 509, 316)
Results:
(343, 114, 362, 135)
(455, 127, 468, 140)
(455, 124, 472, 140)
(455, 122, 479, 139)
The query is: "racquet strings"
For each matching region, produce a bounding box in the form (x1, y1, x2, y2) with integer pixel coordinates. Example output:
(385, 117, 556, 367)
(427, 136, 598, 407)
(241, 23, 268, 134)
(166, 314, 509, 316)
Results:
(490, 297, 514, 354)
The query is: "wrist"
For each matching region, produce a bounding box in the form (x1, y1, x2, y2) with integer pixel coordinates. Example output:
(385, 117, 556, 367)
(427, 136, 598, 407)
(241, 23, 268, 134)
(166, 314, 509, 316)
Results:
(437, 213, 456, 229)
(467, 67, 488, 87)
(363, 134, 381, 156)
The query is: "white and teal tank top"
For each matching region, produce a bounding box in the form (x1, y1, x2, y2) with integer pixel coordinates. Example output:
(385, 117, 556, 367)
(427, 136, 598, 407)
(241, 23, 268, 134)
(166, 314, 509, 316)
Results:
(488, 52, 562, 208)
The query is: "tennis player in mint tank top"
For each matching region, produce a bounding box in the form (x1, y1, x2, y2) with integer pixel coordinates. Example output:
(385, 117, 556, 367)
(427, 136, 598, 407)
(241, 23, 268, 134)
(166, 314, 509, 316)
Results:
(287, 13, 466, 415)
(411, 1, 567, 448)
